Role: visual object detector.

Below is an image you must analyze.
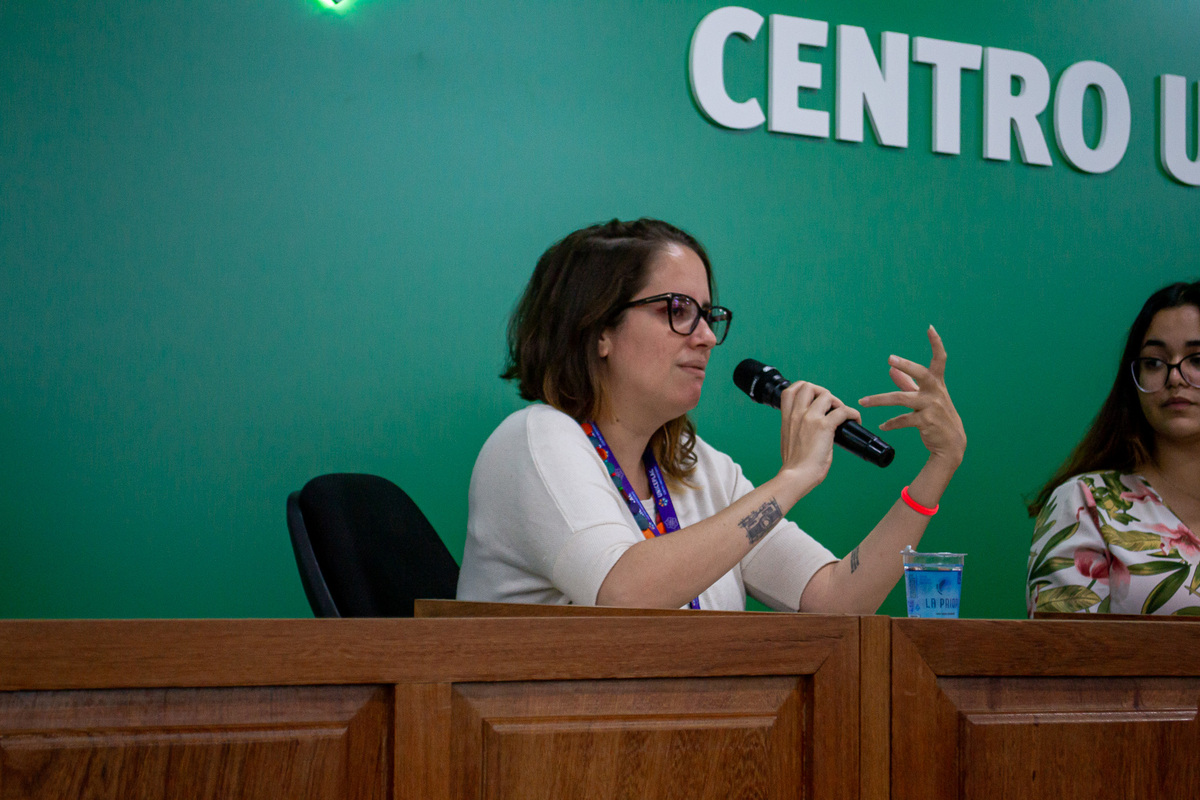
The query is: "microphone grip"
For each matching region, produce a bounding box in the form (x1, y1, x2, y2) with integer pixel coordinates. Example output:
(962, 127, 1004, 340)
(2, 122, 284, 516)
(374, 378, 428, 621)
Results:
(732, 358, 895, 468)
(771, 387, 896, 468)
(834, 421, 895, 468)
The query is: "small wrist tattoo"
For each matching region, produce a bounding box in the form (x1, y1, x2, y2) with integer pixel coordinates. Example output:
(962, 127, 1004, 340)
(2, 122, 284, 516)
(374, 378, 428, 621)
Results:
(739, 498, 783, 545)
(849, 547, 861, 574)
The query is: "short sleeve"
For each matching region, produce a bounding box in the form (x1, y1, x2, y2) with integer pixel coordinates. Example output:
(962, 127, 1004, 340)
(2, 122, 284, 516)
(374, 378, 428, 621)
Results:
(458, 406, 643, 606)
(696, 439, 838, 611)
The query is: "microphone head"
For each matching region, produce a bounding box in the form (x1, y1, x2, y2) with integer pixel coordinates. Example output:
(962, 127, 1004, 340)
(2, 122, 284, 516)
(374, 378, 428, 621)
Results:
(732, 359, 768, 397)
(733, 359, 788, 408)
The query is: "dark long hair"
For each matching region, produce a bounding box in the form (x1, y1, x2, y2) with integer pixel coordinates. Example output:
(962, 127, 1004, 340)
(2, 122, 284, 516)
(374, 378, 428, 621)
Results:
(1027, 281, 1200, 516)
(503, 219, 716, 483)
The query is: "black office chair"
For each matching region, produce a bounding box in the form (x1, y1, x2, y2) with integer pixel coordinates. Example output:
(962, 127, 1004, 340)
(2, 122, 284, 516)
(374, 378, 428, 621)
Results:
(286, 473, 460, 617)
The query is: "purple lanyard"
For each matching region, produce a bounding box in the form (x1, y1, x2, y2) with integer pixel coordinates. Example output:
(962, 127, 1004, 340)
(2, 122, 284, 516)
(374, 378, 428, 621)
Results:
(581, 421, 700, 610)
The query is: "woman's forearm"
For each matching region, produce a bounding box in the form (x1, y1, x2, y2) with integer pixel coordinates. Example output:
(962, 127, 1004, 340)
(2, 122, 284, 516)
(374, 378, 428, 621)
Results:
(798, 453, 960, 614)
(595, 468, 820, 608)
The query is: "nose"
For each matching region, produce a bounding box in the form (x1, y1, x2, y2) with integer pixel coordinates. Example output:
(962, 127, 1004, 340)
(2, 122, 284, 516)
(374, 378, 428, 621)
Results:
(691, 316, 718, 348)
(1166, 363, 1188, 388)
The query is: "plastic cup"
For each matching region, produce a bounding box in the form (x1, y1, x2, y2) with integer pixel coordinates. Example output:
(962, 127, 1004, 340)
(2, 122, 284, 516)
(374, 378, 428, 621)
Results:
(902, 546, 965, 618)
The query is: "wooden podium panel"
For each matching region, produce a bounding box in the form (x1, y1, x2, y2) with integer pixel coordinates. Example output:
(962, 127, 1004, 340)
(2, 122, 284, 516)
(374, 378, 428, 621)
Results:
(412, 596, 848, 799)
(0, 685, 389, 800)
(450, 677, 805, 800)
(890, 619, 1200, 800)
(0, 614, 861, 800)
(391, 613, 860, 800)
(13, 614, 1200, 798)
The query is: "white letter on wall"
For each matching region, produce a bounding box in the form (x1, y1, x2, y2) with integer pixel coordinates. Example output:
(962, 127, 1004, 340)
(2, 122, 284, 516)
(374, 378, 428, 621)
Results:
(983, 47, 1052, 165)
(768, 15, 830, 138)
(1160, 74, 1200, 186)
(1053, 61, 1131, 174)
(836, 26, 909, 147)
(912, 37, 982, 155)
(689, 6, 766, 129)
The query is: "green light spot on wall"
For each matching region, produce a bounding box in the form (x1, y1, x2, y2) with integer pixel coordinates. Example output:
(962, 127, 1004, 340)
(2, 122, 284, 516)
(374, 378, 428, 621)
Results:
(317, 0, 356, 13)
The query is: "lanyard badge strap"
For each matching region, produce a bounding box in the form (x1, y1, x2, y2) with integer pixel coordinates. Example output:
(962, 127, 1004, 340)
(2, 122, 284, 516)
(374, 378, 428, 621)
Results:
(581, 421, 699, 610)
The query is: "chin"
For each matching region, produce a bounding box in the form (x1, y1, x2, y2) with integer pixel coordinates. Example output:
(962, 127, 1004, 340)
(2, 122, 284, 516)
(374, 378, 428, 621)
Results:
(1151, 418, 1200, 444)
(663, 396, 702, 423)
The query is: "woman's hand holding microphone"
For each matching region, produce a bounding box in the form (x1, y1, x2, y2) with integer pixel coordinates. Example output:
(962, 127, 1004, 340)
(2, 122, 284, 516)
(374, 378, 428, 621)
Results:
(776, 381, 863, 498)
(769, 324, 965, 503)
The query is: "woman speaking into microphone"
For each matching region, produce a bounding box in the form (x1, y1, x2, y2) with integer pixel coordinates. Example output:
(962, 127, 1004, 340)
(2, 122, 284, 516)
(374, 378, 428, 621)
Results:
(456, 219, 966, 611)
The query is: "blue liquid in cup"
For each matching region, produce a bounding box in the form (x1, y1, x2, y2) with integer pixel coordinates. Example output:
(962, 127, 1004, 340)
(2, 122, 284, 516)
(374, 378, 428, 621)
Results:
(904, 565, 962, 618)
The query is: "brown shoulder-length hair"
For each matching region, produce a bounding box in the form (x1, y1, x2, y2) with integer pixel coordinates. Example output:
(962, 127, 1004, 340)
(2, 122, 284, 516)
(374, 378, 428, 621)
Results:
(502, 218, 716, 483)
(1027, 280, 1200, 516)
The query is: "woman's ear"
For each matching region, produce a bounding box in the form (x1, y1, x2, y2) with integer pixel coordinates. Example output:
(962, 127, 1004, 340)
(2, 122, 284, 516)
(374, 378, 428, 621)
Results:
(597, 330, 611, 359)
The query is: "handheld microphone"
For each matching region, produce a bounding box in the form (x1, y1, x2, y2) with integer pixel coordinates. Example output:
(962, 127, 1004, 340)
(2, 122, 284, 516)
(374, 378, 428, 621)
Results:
(733, 358, 895, 468)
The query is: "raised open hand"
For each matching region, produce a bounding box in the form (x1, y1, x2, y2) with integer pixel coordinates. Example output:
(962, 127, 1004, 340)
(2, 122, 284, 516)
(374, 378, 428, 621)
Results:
(858, 325, 966, 467)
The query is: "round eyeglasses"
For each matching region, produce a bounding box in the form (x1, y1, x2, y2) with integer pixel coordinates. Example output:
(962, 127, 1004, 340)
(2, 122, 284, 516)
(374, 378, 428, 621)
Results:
(618, 292, 732, 345)
(1130, 355, 1200, 393)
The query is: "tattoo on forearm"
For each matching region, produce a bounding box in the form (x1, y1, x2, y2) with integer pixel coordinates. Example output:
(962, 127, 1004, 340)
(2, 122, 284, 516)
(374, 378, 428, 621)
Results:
(739, 498, 783, 545)
(849, 547, 861, 574)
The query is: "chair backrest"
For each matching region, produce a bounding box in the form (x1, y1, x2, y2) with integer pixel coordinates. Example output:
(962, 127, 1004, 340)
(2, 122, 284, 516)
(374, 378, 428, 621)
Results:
(286, 473, 460, 617)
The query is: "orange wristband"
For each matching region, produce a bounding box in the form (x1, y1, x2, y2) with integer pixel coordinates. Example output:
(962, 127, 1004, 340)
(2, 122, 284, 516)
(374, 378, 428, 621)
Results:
(901, 486, 938, 516)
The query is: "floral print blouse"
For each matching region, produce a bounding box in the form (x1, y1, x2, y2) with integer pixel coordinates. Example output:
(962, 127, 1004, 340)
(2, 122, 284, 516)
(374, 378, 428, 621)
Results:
(1028, 471, 1200, 616)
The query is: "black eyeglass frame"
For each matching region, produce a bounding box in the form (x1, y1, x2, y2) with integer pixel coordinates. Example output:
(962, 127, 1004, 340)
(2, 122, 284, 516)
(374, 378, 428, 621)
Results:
(617, 292, 733, 345)
(1130, 355, 1200, 393)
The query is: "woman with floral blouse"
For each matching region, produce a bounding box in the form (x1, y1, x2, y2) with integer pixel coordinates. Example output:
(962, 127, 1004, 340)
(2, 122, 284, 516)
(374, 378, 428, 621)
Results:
(1028, 281, 1200, 616)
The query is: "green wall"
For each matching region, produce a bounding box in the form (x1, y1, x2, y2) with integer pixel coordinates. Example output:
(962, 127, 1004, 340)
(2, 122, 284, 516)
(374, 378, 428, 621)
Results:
(2, 0, 1197, 619)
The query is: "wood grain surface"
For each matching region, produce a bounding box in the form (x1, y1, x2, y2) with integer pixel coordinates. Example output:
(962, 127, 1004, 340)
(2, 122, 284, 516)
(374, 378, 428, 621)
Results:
(453, 677, 802, 800)
(0, 685, 388, 800)
(0, 614, 860, 800)
(8, 614, 1193, 799)
(891, 618, 1200, 800)
(0, 616, 856, 690)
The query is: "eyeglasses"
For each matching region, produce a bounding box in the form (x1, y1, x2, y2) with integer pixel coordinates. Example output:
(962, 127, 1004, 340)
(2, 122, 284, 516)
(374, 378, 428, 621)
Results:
(618, 292, 732, 345)
(1130, 355, 1200, 392)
